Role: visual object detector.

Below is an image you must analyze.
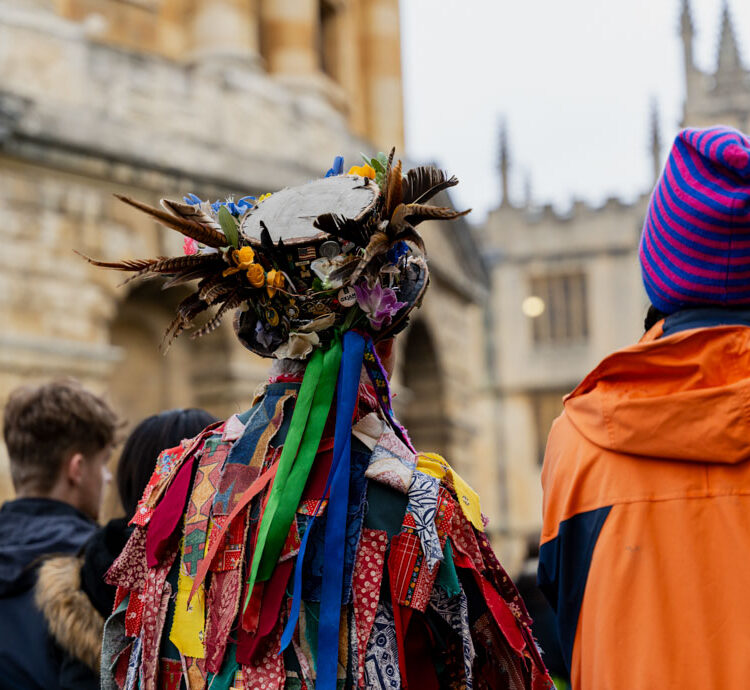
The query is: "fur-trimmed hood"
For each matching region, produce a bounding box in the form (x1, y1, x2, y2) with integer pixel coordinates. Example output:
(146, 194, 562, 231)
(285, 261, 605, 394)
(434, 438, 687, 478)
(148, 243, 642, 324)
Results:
(35, 555, 104, 672)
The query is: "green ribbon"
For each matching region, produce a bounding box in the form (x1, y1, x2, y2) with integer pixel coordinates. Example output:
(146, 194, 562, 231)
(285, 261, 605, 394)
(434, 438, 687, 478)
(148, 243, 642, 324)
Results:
(244, 339, 343, 609)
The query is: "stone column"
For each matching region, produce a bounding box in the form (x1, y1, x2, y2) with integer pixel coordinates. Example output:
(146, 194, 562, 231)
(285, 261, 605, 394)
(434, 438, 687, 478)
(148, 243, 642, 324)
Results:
(189, 0, 261, 67)
(361, 0, 404, 152)
(260, 0, 318, 77)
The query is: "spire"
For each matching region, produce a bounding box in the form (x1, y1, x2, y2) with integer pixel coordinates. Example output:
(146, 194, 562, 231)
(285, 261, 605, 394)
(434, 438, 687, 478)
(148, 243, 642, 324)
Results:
(498, 118, 510, 207)
(717, 1, 742, 76)
(649, 98, 663, 185)
(679, 0, 694, 71)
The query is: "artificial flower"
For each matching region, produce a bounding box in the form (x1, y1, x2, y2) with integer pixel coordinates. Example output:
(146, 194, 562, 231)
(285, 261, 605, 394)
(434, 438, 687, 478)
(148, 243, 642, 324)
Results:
(223, 246, 257, 277)
(246, 263, 265, 288)
(183, 237, 198, 256)
(325, 156, 345, 177)
(255, 320, 278, 349)
(347, 164, 376, 179)
(266, 269, 285, 297)
(353, 281, 407, 330)
(272, 314, 336, 360)
(258, 193, 272, 203)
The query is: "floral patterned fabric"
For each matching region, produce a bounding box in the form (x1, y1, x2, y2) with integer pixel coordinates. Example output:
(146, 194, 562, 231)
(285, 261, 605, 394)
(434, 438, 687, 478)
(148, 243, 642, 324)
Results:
(102, 385, 551, 689)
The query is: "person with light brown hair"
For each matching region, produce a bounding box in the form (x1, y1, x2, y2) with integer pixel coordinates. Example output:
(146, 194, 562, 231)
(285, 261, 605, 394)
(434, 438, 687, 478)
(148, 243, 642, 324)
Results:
(0, 378, 118, 690)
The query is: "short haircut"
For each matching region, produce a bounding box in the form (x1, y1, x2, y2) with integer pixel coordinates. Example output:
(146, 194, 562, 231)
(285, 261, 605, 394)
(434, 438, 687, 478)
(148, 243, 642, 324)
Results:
(3, 379, 119, 492)
(116, 408, 216, 518)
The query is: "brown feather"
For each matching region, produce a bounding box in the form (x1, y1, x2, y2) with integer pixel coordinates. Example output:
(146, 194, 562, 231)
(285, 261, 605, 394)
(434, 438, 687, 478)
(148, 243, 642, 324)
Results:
(401, 167, 458, 205)
(74, 251, 162, 272)
(385, 159, 403, 219)
(160, 198, 223, 235)
(115, 194, 227, 247)
(190, 290, 243, 339)
(348, 231, 391, 285)
(313, 213, 370, 247)
(402, 203, 471, 226)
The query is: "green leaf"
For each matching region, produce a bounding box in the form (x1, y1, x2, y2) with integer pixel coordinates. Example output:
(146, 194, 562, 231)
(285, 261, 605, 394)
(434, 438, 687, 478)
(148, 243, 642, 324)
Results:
(376, 152, 388, 169)
(361, 152, 372, 166)
(218, 206, 239, 248)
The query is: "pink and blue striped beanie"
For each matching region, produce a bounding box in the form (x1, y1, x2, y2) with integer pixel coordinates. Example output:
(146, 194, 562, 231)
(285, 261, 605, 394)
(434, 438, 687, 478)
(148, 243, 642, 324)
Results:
(640, 126, 750, 314)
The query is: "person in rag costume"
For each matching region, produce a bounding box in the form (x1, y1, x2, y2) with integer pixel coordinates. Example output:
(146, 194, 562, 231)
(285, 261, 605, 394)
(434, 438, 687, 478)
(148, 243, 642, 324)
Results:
(86, 152, 552, 690)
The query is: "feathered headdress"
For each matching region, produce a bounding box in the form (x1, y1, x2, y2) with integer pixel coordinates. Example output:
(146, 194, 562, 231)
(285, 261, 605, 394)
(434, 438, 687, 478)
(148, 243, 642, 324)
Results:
(80, 150, 469, 359)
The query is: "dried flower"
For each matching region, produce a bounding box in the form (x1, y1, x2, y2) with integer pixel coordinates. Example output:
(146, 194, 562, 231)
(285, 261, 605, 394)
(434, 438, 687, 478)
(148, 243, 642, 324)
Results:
(353, 282, 407, 330)
(223, 246, 257, 277)
(347, 164, 376, 179)
(266, 269, 285, 298)
(246, 263, 265, 288)
(325, 156, 345, 177)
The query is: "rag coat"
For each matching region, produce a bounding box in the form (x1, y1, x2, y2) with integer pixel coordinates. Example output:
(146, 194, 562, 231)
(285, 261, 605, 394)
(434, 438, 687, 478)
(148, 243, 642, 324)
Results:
(540, 314, 750, 689)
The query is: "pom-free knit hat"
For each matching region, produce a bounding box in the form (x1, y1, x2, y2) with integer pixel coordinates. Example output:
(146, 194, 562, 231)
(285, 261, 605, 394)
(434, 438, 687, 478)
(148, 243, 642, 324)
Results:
(640, 125, 750, 314)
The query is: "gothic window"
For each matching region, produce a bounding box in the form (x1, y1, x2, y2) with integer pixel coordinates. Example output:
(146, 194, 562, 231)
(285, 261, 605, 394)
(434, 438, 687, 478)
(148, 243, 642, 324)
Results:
(528, 271, 589, 345)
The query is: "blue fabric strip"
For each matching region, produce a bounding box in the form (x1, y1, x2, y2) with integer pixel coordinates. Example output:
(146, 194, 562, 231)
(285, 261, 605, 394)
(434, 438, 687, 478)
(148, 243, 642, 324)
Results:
(279, 332, 366, 680)
(316, 331, 365, 689)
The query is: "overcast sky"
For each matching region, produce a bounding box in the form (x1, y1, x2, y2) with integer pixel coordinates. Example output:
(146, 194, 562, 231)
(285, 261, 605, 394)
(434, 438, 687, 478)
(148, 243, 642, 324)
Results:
(400, 0, 750, 223)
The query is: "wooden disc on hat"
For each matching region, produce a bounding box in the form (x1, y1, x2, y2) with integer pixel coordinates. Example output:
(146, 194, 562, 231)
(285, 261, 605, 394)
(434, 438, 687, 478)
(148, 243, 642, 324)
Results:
(240, 175, 379, 246)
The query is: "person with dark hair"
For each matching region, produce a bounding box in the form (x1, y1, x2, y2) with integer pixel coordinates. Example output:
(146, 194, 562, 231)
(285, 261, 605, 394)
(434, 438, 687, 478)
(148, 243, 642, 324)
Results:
(29, 407, 216, 690)
(0, 379, 118, 690)
(540, 125, 750, 688)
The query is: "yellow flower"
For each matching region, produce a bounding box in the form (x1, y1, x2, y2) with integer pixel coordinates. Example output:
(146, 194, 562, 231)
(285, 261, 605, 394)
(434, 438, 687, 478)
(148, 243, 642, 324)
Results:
(266, 269, 285, 297)
(347, 164, 376, 179)
(234, 246, 255, 268)
(246, 263, 265, 288)
(258, 193, 272, 203)
(223, 245, 256, 277)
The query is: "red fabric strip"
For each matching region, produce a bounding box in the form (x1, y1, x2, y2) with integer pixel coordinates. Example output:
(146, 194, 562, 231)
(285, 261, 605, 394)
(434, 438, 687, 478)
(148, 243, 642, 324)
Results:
(145, 458, 195, 567)
(188, 459, 280, 603)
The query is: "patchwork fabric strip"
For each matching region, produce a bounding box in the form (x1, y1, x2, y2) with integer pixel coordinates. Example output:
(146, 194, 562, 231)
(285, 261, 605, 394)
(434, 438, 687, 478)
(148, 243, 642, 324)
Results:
(131, 444, 186, 527)
(141, 548, 178, 690)
(430, 585, 475, 690)
(364, 600, 401, 689)
(106, 525, 148, 591)
(124, 635, 141, 690)
(365, 425, 417, 494)
(205, 569, 243, 674)
(405, 470, 443, 570)
(351, 528, 388, 688)
(416, 453, 483, 532)
(242, 617, 286, 690)
(160, 658, 183, 690)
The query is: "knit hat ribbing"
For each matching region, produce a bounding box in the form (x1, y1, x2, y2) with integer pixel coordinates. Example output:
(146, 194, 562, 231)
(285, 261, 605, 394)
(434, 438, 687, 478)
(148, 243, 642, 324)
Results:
(639, 126, 750, 314)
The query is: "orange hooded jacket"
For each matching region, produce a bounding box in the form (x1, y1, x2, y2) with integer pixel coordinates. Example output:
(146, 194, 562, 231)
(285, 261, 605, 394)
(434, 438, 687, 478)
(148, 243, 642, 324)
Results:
(540, 318, 750, 689)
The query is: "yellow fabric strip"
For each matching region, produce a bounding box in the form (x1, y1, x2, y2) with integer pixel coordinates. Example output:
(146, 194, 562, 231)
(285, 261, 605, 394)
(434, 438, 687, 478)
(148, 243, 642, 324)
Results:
(170, 540, 207, 658)
(416, 452, 484, 532)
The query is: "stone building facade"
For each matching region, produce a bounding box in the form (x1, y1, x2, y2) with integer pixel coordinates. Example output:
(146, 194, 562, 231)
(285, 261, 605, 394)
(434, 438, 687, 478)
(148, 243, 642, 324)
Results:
(482, 0, 750, 572)
(0, 0, 495, 528)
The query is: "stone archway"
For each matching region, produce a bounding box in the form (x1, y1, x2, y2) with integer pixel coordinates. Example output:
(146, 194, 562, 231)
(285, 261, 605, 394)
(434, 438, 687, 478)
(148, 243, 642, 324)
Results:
(400, 319, 450, 457)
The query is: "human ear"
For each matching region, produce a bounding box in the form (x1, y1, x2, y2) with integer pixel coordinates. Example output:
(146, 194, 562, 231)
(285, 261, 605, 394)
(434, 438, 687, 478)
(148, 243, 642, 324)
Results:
(66, 452, 86, 487)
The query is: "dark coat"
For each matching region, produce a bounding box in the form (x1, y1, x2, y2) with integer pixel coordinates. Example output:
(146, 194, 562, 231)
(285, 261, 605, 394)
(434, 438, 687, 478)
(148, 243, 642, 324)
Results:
(0, 498, 97, 690)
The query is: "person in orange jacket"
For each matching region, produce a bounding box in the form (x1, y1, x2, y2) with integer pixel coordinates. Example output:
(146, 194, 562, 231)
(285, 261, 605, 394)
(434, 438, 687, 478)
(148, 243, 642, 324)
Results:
(539, 125, 750, 689)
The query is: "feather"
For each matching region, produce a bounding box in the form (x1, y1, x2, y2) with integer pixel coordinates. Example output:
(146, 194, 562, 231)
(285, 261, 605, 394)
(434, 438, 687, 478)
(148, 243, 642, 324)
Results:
(348, 231, 391, 285)
(385, 159, 403, 218)
(115, 194, 227, 247)
(401, 167, 458, 205)
(327, 256, 362, 284)
(313, 213, 370, 247)
(402, 203, 470, 226)
(161, 266, 220, 290)
(74, 251, 162, 272)
(190, 290, 243, 339)
(199, 275, 237, 304)
(160, 198, 223, 235)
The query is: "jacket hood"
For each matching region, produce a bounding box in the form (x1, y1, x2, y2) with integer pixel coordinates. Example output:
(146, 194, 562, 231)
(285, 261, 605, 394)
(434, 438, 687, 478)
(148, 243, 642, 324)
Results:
(0, 498, 97, 597)
(564, 325, 750, 464)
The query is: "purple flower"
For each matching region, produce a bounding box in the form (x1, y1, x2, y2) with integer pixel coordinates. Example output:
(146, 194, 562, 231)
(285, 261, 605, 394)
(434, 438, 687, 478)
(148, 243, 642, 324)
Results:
(353, 282, 407, 330)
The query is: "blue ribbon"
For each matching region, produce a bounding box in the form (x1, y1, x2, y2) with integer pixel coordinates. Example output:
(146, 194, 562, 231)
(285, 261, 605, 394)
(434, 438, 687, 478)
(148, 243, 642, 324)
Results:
(279, 331, 366, 689)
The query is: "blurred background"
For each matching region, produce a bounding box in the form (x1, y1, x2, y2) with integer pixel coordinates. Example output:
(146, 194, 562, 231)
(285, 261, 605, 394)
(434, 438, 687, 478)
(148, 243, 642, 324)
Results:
(0, 0, 747, 580)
